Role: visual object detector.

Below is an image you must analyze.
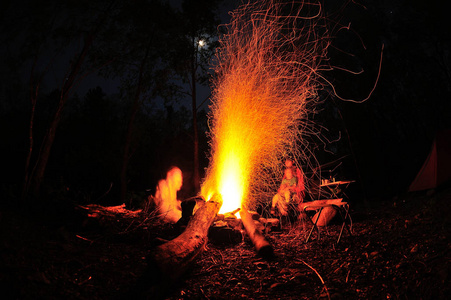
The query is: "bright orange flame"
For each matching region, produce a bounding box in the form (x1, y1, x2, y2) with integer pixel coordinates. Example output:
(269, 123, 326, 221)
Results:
(201, 1, 329, 214)
(217, 152, 243, 213)
(201, 114, 253, 214)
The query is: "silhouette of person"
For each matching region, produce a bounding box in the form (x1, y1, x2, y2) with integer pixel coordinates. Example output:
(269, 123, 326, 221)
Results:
(153, 166, 183, 223)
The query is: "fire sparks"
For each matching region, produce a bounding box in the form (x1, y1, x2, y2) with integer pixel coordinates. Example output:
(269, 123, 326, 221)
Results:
(201, 0, 330, 214)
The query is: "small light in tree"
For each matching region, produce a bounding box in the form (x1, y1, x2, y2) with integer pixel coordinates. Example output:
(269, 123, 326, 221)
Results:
(198, 39, 206, 47)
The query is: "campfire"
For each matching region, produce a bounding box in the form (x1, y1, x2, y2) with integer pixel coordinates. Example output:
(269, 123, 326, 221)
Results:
(147, 1, 332, 293)
(200, 0, 329, 215)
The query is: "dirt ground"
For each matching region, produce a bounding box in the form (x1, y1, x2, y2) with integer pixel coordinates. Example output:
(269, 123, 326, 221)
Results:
(1, 188, 449, 299)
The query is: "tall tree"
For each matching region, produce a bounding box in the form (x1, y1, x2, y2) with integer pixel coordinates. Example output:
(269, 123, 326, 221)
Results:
(97, 0, 180, 202)
(176, 0, 223, 193)
(2, 0, 121, 199)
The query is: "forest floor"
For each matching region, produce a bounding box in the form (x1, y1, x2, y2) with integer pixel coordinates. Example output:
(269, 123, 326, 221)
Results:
(1, 187, 450, 299)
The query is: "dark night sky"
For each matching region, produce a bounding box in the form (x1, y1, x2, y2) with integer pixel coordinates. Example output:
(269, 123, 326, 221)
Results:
(1, 0, 450, 199)
(58, 0, 240, 109)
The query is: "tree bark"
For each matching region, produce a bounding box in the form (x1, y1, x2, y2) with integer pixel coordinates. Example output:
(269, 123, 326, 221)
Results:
(147, 193, 222, 281)
(240, 208, 274, 259)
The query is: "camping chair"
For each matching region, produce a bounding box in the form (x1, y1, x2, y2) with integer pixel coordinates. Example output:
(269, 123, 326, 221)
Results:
(302, 199, 353, 244)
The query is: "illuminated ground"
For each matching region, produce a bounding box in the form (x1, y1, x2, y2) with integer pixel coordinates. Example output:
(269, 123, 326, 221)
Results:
(1, 188, 449, 299)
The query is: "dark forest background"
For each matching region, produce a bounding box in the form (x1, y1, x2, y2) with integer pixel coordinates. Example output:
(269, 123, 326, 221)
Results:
(1, 0, 450, 211)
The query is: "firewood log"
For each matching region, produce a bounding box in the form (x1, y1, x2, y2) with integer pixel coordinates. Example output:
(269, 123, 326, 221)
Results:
(147, 193, 223, 281)
(240, 208, 274, 259)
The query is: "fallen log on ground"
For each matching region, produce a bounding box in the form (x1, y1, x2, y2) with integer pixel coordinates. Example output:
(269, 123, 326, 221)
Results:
(129, 194, 222, 299)
(147, 193, 223, 281)
(240, 208, 274, 259)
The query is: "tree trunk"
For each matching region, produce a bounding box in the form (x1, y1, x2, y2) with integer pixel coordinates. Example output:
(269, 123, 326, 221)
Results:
(26, 2, 115, 198)
(192, 45, 200, 194)
(29, 33, 95, 197)
(192, 84, 200, 193)
(22, 57, 40, 202)
(120, 44, 151, 203)
(240, 208, 274, 259)
(147, 194, 222, 281)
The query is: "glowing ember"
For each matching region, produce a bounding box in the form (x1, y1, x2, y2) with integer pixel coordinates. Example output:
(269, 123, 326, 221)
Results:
(201, 0, 330, 214)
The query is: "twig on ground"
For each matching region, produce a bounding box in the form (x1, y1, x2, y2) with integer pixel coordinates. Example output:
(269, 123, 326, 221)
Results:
(346, 268, 351, 283)
(119, 215, 153, 235)
(75, 234, 94, 243)
(296, 258, 331, 300)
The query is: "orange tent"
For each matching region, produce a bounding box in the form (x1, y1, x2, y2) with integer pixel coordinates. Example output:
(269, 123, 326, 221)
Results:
(409, 130, 451, 192)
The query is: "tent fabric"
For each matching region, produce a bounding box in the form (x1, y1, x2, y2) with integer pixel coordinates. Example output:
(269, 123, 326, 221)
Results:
(409, 129, 451, 192)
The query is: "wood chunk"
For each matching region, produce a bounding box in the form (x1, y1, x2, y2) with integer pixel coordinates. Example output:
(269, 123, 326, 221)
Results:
(240, 209, 274, 259)
(209, 222, 243, 245)
(147, 194, 222, 281)
(265, 218, 281, 232)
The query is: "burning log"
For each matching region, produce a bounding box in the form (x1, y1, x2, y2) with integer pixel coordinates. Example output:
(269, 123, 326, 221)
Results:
(147, 194, 222, 281)
(209, 220, 243, 246)
(209, 208, 243, 245)
(240, 208, 274, 259)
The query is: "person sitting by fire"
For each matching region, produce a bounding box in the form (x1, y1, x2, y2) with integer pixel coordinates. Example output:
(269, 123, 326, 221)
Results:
(284, 158, 305, 205)
(151, 166, 183, 223)
(271, 167, 298, 216)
